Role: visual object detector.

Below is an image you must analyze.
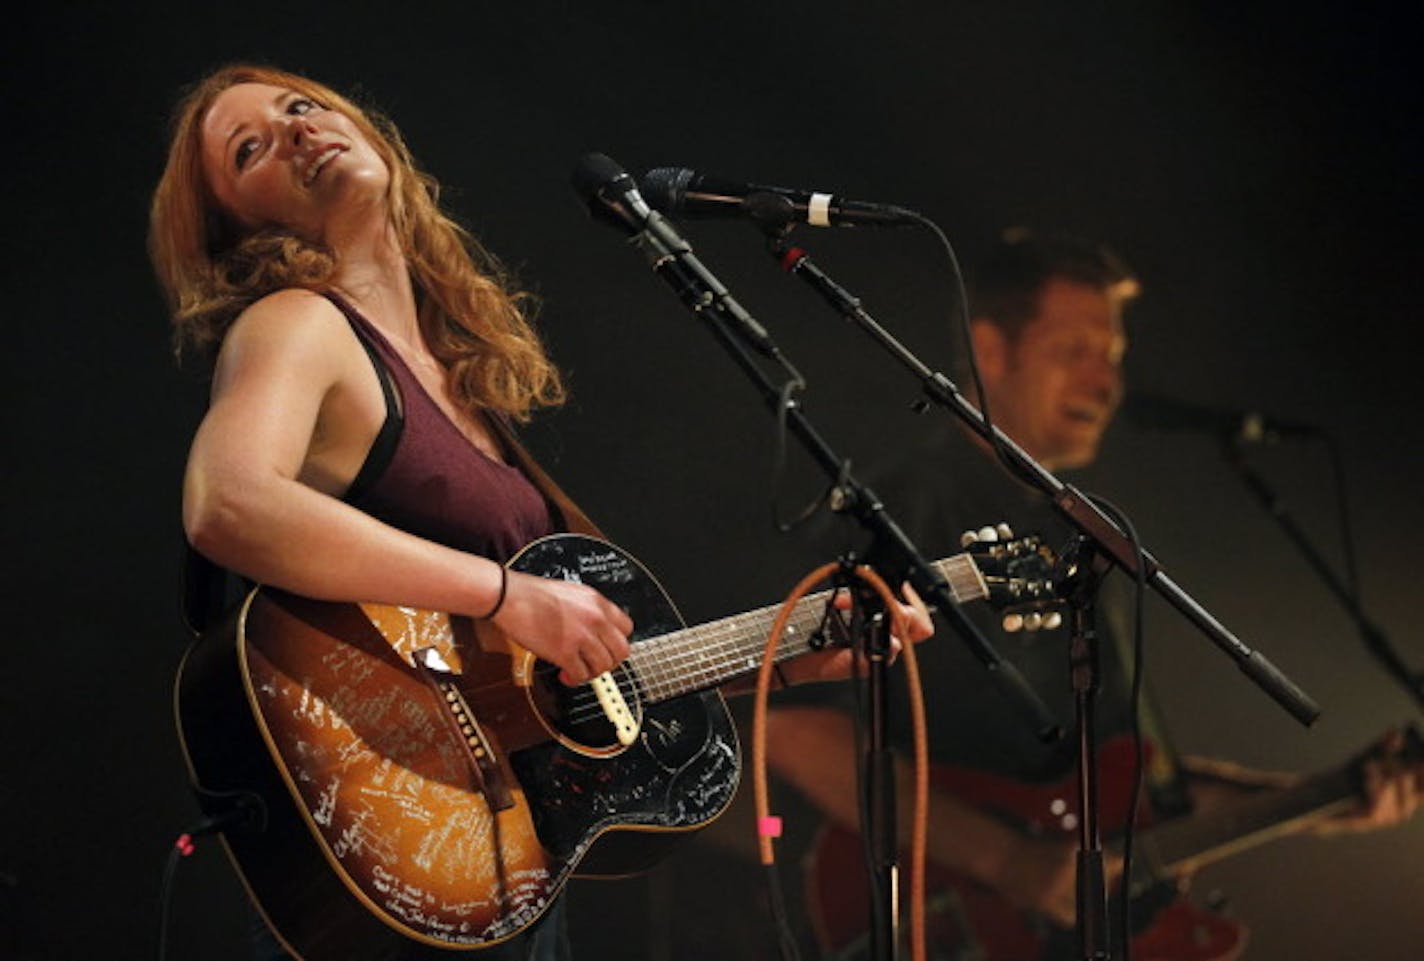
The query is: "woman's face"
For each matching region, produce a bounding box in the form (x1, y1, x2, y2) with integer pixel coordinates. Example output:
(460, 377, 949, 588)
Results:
(199, 82, 389, 242)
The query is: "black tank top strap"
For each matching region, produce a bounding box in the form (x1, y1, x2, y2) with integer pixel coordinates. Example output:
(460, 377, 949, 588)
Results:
(315, 289, 562, 560)
(320, 290, 404, 501)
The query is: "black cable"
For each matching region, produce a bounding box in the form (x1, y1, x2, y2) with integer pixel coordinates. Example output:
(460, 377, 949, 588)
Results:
(156, 838, 188, 961)
(909, 213, 1037, 488)
(769, 374, 839, 534)
(763, 861, 805, 961)
(157, 791, 267, 961)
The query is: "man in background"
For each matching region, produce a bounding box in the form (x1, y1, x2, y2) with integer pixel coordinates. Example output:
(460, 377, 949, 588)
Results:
(763, 229, 1420, 960)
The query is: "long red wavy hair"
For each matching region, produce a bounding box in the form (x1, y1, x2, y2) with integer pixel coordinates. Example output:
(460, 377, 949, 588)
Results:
(148, 64, 563, 421)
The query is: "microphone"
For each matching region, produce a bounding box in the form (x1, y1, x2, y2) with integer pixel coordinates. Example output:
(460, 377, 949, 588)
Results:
(640, 166, 920, 228)
(571, 152, 654, 234)
(570, 152, 780, 357)
(1122, 392, 1321, 443)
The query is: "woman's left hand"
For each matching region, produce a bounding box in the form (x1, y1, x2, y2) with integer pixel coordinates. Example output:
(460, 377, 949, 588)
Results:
(779, 581, 933, 687)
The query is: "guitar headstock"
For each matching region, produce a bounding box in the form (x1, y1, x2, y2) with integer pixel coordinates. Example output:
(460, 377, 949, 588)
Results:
(961, 522, 1064, 633)
(1351, 724, 1424, 773)
(1335, 724, 1424, 813)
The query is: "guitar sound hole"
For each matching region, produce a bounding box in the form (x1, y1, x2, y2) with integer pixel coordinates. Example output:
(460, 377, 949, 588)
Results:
(530, 662, 644, 752)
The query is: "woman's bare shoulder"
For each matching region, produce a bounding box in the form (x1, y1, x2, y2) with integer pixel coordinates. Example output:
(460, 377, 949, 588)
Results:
(212, 289, 356, 388)
(228, 288, 346, 340)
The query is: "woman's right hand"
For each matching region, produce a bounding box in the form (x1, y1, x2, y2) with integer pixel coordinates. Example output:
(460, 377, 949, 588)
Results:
(491, 571, 634, 686)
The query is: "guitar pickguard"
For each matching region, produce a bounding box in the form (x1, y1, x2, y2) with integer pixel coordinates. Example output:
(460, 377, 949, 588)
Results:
(505, 536, 741, 871)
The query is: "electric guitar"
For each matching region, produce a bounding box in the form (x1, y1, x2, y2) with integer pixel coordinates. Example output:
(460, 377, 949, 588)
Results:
(174, 530, 1055, 960)
(806, 727, 1423, 961)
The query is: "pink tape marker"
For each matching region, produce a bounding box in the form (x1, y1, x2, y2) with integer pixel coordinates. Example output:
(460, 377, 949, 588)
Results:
(757, 815, 783, 838)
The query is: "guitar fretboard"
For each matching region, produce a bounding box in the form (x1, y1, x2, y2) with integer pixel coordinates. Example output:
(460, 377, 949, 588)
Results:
(627, 554, 986, 702)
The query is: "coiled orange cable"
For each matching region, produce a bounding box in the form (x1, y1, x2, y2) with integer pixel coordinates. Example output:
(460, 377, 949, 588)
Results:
(751, 562, 929, 961)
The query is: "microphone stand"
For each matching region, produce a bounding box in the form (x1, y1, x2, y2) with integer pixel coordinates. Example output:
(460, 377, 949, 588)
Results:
(853, 589, 901, 961)
(1057, 536, 1113, 961)
(1219, 437, 1424, 712)
(597, 196, 1061, 741)
(761, 229, 1318, 725)
(755, 225, 1320, 960)
(576, 171, 1062, 961)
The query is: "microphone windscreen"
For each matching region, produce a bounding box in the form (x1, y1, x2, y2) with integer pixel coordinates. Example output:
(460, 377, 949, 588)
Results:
(640, 167, 694, 212)
(571, 153, 627, 202)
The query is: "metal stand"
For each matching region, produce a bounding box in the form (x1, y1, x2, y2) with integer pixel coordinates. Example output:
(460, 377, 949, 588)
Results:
(858, 589, 900, 961)
(573, 156, 1062, 961)
(1220, 438, 1424, 712)
(1057, 537, 1113, 960)
(755, 222, 1317, 729)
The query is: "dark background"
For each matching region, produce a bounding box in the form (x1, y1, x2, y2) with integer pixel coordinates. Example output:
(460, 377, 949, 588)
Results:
(4, 3, 1421, 959)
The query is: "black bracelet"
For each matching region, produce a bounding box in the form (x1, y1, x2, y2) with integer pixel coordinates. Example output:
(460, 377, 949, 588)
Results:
(774, 664, 792, 689)
(481, 565, 508, 620)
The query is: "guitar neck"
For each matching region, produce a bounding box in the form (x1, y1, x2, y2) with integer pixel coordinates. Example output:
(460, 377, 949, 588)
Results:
(628, 553, 986, 702)
(1126, 767, 1356, 888)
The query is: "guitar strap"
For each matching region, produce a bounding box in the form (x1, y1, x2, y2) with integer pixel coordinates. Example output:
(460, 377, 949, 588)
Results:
(180, 538, 239, 638)
(487, 415, 607, 541)
(179, 290, 605, 633)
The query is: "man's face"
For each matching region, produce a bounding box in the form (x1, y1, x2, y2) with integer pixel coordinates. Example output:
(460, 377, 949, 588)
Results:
(976, 277, 1126, 470)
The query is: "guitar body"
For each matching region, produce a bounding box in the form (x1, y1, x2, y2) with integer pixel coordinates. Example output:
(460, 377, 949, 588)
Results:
(806, 737, 1246, 961)
(175, 534, 740, 959)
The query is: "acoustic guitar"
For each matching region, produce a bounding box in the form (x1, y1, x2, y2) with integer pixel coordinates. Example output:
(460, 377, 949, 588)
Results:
(175, 530, 1054, 959)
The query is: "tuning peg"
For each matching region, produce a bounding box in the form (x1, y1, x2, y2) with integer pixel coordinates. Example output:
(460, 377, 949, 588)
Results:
(1002, 613, 1024, 633)
(996, 522, 1014, 539)
(1043, 611, 1063, 630)
(963, 525, 1005, 546)
(1023, 612, 1044, 632)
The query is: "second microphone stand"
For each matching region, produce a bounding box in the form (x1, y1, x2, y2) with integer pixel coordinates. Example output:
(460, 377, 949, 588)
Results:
(758, 223, 1318, 725)
(754, 218, 1320, 961)
(1057, 536, 1114, 961)
(573, 177, 1063, 961)
(1220, 437, 1424, 713)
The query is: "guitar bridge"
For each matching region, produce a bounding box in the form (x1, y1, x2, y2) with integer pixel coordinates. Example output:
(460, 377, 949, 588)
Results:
(413, 647, 515, 812)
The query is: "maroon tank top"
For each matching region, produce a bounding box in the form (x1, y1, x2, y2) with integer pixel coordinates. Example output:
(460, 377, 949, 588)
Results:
(325, 292, 555, 563)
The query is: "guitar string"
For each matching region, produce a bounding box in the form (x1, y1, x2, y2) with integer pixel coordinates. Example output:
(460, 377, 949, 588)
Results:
(618, 553, 979, 694)
(628, 552, 988, 691)
(536, 555, 984, 727)
(524, 555, 985, 728)
(540, 605, 829, 727)
(540, 609, 825, 726)
(538, 558, 973, 726)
